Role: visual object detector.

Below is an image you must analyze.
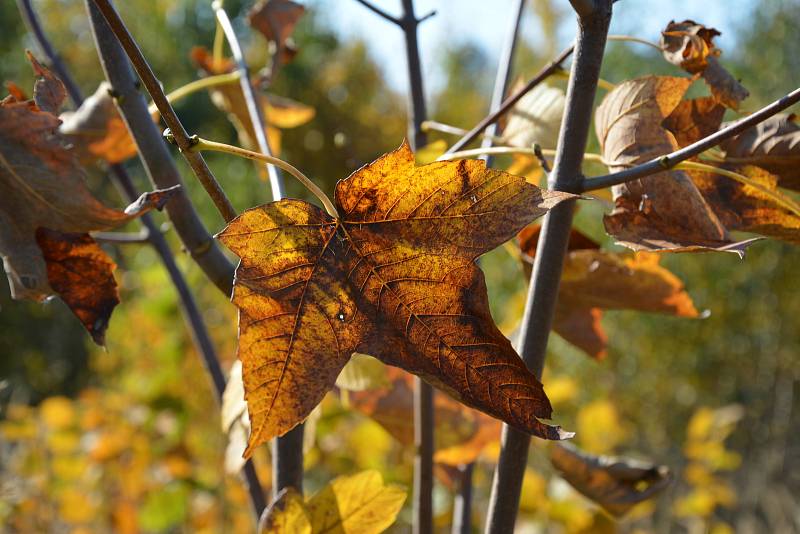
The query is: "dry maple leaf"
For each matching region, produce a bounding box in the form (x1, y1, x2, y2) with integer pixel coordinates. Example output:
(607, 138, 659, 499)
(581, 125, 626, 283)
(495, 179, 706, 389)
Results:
(596, 76, 757, 254)
(550, 442, 672, 518)
(59, 82, 138, 165)
(660, 20, 749, 109)
(518, 224, 698, 359)
(1, 53, 177, 344)
(719, 114, 800, 191)
(347, 367, 501, 466)
(217, 142, 575, 455)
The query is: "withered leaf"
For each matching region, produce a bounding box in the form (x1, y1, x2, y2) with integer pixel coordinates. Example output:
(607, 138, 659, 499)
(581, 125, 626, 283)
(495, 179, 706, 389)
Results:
(248, 0, 305, 58)
(519, 225, 698, 359)
(217, 142, 575, 455)
(550, 442, 672, 517)
(1, 53, 177, 343)
(26, 51, 65, 114)
(348, 367, 501, 466)
(35, 229, 119, 345)
(59, 82, 138, 165)
(719, 114, 800, 191)
(691, 165, 800, 244)
(502, 82, 565, 150)
(662, 96, 726, 149)
(596, 76, 756, 254)
(660, 20, 748, 109)
(191, 47, 314, 157)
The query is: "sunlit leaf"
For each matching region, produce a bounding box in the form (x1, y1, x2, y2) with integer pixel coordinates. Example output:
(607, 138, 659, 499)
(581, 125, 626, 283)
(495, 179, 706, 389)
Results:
(503, 82, 565, 150)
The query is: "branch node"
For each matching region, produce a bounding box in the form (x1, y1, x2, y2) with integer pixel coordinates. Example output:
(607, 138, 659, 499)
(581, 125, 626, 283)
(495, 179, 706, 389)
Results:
(533, 144, 552, 172)
(416, 10, 436, 24)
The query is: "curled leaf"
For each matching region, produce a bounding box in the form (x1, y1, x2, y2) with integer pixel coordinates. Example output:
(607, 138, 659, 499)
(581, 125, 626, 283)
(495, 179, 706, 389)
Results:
(502, 82, 565, 150)
(660, 20, 748, 109)
(59, 82, 138, 164)
(596, 76, 755, 254)
(218, 142, 575, 455)
(550, 442, 672, 517)
(248, 0, 305, 53)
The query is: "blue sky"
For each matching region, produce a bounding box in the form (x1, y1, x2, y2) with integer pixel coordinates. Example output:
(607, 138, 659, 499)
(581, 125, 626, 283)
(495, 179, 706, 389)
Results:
(307, 0, 753, 92)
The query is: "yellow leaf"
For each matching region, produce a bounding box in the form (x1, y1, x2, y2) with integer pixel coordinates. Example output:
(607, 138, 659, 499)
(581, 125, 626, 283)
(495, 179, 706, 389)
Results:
(414, 139, 448, 165)
(58, 489, 96, 524)
(259, 488, 312, 534)
(576, 399, 625, 455)
(40, 396, 76, 430)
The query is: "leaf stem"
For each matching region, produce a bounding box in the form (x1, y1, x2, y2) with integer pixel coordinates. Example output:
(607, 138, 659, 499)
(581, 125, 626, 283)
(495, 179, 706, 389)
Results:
(147, 71, 241, 116)
(676, 161, 800, 217)
(212, 0, 226, 69)
(438, 145, 606, 165)
(607, 34, 662, 51)
(581, 85, 800, 191)
(422, 120, 506, 145)
(191, 137, 338, 218)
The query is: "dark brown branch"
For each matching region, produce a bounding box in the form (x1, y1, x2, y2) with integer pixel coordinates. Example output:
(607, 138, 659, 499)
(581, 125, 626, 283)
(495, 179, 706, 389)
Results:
(89, 0, 237, 223)
(85, 0, 235, 297)
(582, 85, 800, 191)
(444, 44, 574, 155)
(353, 0, 401, 25)
(484, 2, 613, 533)
(451, 463, 474, 534)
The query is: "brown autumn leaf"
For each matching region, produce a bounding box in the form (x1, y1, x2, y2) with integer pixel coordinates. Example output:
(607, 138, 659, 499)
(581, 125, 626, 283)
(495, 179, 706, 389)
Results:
(662, 96, 726, 149)
(348, 367, 501, 466)
(660, 20, 749, 109)
(59, 82, 138, 165)
(518, 224, 698, 359)
(248, 0, 305, 67)
(719, 114, 800, 191)
(25, 51, 65, 114)
(550, 442, 672, 517)
(596, 76, 757, 255)
(217, 142, 576, 455)
(190, 47, 314, 156)
(1, 53, 178, 343)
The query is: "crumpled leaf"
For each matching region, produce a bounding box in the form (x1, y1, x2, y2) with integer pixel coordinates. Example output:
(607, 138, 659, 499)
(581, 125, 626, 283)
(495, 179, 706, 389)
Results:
(550, 442, 672, 518)
(719, 114, 800, 191)
(191, 47, 314, 157)
(662, 96, 726, 149)
(248, 0, 305, 68)
(259, 470, 406, 534)
(59, 82, 138, 165)
(660, 20, 749, 109)
(1, 53, 177, 344)
(502, 82, 565, 150)
(25, 51, 65, 114)
(348, 367, 501, 466)
(519, 224, 698, 359)
(217, 142, 575, 455)
(596, 76, 756, 254)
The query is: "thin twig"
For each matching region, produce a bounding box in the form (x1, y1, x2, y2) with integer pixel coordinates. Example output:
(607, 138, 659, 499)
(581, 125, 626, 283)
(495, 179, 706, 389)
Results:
(607, 34, 662, 51)
(353, 0, 401, 25)
(444, 45, 575, 155)
(582, 85, 800, 191)
(484, 2, 614, 533)
(90, 0, 237, 223)
(482, 0, 525, 168)
(213, 3, 287, 202)
(451, 463, 474, 534)
(148, 71, 242, 115)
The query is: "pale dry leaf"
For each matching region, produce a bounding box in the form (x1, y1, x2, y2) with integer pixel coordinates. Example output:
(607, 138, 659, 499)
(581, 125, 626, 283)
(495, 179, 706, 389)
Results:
(503, 82, 565, 150)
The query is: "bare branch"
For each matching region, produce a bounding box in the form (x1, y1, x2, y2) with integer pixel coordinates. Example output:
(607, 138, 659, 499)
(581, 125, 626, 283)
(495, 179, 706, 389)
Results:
(89, 0, 237, 223)
(582, 85, 800, 191)
(451, 463, 474, 534)
(353, 0, 401, 25)
(444, 44, 575, 154)
(484, 2, 614, 532)
(416, 10, 436, 24)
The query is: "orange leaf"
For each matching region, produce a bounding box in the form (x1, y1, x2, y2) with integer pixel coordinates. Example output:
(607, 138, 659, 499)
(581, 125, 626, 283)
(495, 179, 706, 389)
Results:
(217, 142, 575, 455)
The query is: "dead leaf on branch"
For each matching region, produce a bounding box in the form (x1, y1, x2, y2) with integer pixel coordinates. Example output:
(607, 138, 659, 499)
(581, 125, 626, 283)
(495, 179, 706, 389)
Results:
(191, 47, 314, 157)
(550, 442, 672, 518)
(248, 0, 305, 68)
(217, 142, 576, 455)
(0, 53, 178, 344)
(258, 470, 406, 534)
(719, 114, 800, 191)
(59, 82, 138, 165)
(518, 224, 698, 359)
(348, 367, 501, 467)
(502, 82, 565, 151)
(660, 20, 749, 109)
(596, 76, 757, 254)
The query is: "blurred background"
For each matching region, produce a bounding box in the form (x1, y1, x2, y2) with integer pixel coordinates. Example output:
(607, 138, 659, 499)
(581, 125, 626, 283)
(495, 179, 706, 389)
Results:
(1, 0, 799, 532)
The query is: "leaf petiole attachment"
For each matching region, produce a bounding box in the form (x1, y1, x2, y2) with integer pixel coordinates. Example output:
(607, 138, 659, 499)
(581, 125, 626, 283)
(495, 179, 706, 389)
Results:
(189, 137, 339, 218)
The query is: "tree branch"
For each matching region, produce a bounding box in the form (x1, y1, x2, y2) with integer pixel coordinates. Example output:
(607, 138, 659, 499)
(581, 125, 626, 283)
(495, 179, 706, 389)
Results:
(353, 0, 401, 25)
(451, 463, 474, 534)
(89, 0, 237, 223)
(484, 3, 613, 533)
(444, 44, 574, 155)
(85, 0, 235, 296)
(582, 85, 800, 191)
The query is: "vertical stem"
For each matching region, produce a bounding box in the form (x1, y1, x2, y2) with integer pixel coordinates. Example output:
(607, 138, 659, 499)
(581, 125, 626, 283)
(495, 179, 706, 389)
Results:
(398, 1, 433, 532)
(451, 463, 474, 534)
(80, 0, 266, 518)
(483, 3, 613, 533)
(212, 2, 302, 496)
(481, 0, 525, 167)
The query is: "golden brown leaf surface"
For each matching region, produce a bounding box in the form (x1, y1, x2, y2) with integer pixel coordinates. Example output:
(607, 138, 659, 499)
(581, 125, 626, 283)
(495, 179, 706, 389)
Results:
(59, 82, 138, 165)
(596, 76, 755, 254)
(218, 142, 575, 454)
(519, 225, 698, 359)
(550, 442, 672, 517)
(660, 20, 748, 109)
